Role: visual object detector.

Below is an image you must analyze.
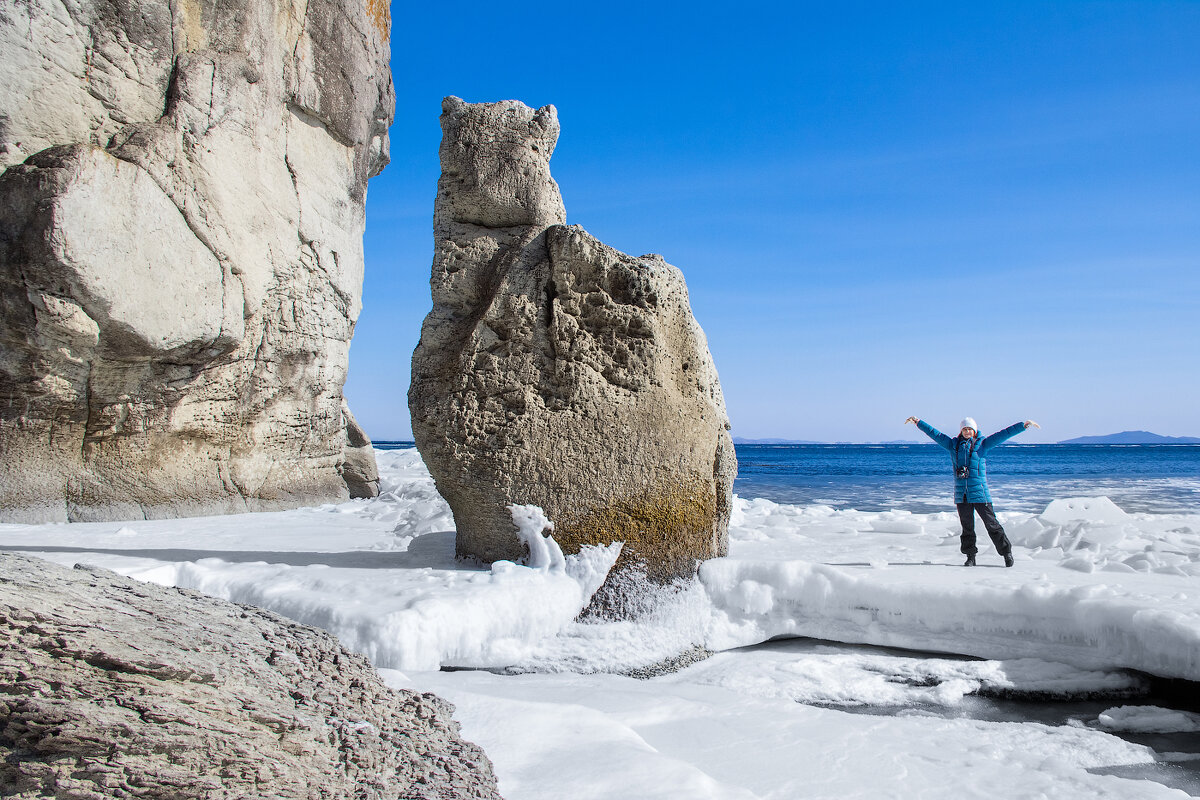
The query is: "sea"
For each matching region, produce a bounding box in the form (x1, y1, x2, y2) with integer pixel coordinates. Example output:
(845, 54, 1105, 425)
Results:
(734, 443, 1200, 515)
(378, 442, 1200, 517)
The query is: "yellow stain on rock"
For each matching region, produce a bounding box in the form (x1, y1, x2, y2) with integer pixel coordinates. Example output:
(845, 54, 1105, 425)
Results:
(177, 0, 207, 52)
(365, 0, 390, 41)
(552, 481, 724, 582)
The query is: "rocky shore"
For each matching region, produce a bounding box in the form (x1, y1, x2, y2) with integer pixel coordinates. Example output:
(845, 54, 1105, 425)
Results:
(0, 553, 501, 799)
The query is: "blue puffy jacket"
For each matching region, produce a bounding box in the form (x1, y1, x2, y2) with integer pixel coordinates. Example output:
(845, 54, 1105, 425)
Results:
(917, 420, 1026, 503)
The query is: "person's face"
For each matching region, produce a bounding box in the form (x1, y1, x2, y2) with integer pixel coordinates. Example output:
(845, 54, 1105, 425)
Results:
(961, 427, 976, 438)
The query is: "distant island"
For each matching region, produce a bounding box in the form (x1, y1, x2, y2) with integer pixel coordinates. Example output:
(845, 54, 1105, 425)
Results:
(1057, 431, 1200, 445)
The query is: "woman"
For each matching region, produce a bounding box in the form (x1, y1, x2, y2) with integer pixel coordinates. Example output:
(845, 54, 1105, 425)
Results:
(905, 416, 1040, 567)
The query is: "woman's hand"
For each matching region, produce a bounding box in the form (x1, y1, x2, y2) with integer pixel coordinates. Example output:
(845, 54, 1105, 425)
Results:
(905, 416, 919, 425)
(1024, 420, 1041, 429)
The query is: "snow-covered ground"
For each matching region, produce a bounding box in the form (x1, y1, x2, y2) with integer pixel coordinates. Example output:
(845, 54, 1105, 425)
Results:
(708, 495, 1200, 681)
(3, 447, 1199, 798)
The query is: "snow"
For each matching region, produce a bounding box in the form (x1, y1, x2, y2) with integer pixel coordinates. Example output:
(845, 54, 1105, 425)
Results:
(2, 446, 1199, 799)
(1099, 706, 1200, 734)
(1040, 496, 1131, 525)
(713, 494, 1200, 681)
(392, 668, 1183, 800)
(670, 639, 1148, 708)
(508, 503, 568, 571)
(0, 451, 620, 671)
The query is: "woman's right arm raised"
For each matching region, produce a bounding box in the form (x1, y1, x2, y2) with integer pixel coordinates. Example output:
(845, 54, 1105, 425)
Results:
(907, 416, 952, 449)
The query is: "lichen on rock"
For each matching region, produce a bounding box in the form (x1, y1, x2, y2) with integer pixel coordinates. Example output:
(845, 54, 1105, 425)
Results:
(0, 0, 395, 521)
(410, 97, 736, 581)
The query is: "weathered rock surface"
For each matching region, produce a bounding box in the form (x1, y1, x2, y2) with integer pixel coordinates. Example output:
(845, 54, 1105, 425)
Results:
(0, 0, 393, 522)
(409, 97, 736, 580)
(0, 552, 502, 799)
(342, 400, 381, 499)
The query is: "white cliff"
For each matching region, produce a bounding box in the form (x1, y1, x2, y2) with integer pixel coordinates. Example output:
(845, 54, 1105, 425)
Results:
(0, 0, 394, 521)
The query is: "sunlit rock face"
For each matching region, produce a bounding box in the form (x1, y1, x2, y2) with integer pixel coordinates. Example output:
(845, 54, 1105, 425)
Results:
(410, 97, 736, 581)
(0, 0, 394, 522)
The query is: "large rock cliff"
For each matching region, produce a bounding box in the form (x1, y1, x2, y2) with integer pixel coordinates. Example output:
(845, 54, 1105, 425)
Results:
(0, 0, 393, 521)
(0, 553, 501, 799)
(410, 97, 736, 581)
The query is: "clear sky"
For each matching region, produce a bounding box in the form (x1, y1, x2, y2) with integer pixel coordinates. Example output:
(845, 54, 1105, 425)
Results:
(345, 1, 1200, 443)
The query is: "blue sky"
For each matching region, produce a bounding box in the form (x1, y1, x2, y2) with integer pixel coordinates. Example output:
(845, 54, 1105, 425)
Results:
(346, 1, 1200, 443)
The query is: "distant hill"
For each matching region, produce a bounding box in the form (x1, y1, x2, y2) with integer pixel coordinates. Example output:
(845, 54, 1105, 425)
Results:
(1058, 431, 1200, 444)
(732, 437, 824, 444)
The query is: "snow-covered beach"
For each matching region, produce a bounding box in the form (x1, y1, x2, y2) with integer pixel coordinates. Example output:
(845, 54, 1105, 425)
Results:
(3, 447, 1199, 798)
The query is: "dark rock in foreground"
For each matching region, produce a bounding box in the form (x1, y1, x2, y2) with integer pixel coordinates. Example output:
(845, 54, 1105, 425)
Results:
(0, 553, 501, 799)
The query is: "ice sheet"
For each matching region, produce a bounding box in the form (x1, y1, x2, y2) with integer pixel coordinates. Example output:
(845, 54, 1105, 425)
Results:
(3, 447, 1199, 798)
(393, 668, 1185, 800)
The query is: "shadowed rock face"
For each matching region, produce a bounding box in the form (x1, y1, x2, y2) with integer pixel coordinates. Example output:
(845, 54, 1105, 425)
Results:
(0, 553, 502, 799)
(410, 97, 736, 581)
(0, 0, 394, 522)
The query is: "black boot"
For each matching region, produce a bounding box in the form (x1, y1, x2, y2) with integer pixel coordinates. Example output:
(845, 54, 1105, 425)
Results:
(1003, 553, 1014, 568)
(964, 555, 976, 567)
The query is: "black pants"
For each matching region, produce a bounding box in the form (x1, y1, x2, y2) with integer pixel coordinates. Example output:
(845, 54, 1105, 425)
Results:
(957, 502, 1011, 557)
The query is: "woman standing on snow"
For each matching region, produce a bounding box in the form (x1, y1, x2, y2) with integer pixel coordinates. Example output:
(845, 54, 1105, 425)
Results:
(905, 416, 1040, 567)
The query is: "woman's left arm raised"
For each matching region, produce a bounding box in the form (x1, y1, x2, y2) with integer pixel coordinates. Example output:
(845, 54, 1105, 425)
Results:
(982, 420, 1039, 451)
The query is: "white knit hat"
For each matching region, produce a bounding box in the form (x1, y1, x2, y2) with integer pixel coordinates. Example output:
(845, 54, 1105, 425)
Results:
(959, 417, 978, 432)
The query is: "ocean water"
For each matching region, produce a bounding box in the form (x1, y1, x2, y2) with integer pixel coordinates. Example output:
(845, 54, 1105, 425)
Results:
(380, 441, 1200, 516)
(734, 443, 1200, 515)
